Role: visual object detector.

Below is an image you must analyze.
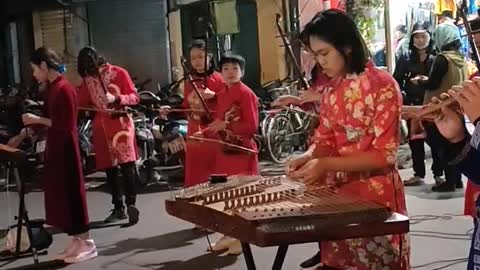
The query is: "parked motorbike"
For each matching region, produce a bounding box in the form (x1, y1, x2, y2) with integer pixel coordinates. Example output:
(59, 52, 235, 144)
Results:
(134, 80, 186, 186)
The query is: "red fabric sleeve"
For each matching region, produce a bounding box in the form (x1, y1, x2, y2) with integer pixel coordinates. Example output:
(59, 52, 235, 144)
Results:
(116, 68, 139, 106)
(370, 79, 402, 166)
(227, 88, 259, 136)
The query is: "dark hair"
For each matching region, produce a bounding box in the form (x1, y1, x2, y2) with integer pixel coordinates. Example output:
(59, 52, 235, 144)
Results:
(440, 10, 453, 19)
(300, 9, 369, 74)
(408, 21, 435, 60)
(30, 47, 63, 72)
(219, 54, 246, 73)
(471, 18, 480, 32)
(395, 25, 407, 34)
(188, 39, 215, 75)
(441, 39, 462, 51)
(77, 46, 107, 78)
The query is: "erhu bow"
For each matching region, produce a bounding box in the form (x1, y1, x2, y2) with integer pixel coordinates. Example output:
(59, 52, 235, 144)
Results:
(180, 56, 256, 154)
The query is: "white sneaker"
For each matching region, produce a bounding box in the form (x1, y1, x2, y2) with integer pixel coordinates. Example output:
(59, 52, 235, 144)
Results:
(226, 240, 242, 255)
(207, 235, 236, 252)
(64, 239, 98, 264)
(53, 238, 79, 261)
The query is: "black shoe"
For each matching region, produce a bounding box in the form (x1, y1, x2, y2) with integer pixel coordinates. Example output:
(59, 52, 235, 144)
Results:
(432, 182, 455, 192)
(127, 205, 140, 225)
(300, 251, 321, 270)
(104, 208, 127, 223)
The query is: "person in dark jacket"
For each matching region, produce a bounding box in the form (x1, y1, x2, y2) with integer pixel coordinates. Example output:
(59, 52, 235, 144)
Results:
(393, 21, 435, 186)
(413, 21, 467, 192)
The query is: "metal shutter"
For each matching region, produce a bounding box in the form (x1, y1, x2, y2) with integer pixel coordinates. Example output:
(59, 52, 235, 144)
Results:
(37, 9, 81, 84)
(88, 0, 171, 87)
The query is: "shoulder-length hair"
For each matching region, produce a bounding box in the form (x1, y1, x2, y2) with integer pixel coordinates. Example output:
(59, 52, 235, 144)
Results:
(300, 9, 370, 74)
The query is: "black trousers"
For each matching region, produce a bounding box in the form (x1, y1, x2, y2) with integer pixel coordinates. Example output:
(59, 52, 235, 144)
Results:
(407, 120, 426, 178)
(424, 123, 462, 186)
(105, 162, 137, 210)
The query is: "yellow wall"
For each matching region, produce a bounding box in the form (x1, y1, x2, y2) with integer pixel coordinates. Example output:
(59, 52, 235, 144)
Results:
(168, 10, 185, 93)
(256, 0, 288, 84)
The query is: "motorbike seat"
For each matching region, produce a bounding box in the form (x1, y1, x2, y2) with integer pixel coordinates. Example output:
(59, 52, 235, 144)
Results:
(138, 91, 162, 105)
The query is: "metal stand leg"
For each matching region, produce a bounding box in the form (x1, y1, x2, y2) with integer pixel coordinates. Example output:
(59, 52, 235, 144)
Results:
(241, 242, 257, 270)
(272, 245, 289, 270)
(10, 165, 40, 264)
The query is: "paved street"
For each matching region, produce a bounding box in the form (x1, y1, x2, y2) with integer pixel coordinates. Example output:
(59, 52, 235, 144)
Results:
(0, 145, 473, 270)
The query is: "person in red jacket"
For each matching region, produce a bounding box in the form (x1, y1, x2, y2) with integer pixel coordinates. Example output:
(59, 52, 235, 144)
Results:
(180, 40, 225, 187)
(206, 54, 259, 176)
(77, 47, 140, 225)
(200, 54, 259, 255)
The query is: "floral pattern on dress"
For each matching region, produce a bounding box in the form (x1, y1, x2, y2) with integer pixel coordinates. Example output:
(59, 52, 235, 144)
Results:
(313, 61, 410, 270)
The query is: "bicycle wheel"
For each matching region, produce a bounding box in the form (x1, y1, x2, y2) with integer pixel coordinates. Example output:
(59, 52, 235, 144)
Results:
(266, 114, 295, 164)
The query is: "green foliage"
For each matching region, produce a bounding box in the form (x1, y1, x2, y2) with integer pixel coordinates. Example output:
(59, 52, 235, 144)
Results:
(350, 0, 384, 43)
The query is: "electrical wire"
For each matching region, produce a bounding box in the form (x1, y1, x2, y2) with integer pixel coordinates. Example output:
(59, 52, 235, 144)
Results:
(412, 257, 468, 269)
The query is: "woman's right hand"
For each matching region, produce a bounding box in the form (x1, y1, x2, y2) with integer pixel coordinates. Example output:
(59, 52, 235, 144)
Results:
(272, 95, 302, 107)
(202, 88, 216, 100)
(286, 154, 311, 175)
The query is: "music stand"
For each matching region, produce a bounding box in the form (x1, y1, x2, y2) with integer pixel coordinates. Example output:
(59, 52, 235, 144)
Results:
(0, 146, 47, 266)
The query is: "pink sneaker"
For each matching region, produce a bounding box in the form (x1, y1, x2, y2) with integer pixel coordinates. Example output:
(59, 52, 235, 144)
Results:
(53, 238, 79, 261)
(64, 239, 97, 264)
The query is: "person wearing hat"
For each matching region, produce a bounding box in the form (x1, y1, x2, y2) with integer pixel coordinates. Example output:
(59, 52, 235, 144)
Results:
(394, 21, 436, 186)
(412, 20, 467, 192)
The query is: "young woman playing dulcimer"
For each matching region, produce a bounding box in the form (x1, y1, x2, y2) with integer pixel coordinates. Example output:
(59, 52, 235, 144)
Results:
(287, 9, 409, 270)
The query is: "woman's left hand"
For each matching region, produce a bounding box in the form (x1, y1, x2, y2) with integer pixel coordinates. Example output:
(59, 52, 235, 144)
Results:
(22, 113, 41, 126)
(289, 158, 327, 185)
(106, 92, 117, 104)
(299, 89, 322, 103)
(208, 119, 227, 132)
(202, 88, 216, 100)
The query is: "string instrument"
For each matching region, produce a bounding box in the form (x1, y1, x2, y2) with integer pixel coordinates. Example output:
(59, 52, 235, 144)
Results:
(275, 13, 319, 133)
(180, 56, 214, 125)
(407, 0, 480, 118)
(181, 57, 252, 155)
(165, 175, 409, 270)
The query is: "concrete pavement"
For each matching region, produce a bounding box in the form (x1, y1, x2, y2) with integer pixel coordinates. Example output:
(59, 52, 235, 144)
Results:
(0, 154, 473, 270)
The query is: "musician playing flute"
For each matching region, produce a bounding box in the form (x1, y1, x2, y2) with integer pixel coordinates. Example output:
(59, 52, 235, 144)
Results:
(287, 10, 409, 270)
(76, 47, 141, 225)
(431, 78, 480, 270)
(461, 17, 480, 220)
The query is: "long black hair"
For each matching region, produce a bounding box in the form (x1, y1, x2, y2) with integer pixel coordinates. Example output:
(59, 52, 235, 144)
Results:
(300, 9, 370, 75)
(30, 47, 64, 72)
(77, 46, 107, 78)
(188, 39, 215, 76)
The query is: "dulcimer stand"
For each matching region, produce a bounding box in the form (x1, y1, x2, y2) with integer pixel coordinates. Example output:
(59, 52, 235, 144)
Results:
(0, 144, 47, 266)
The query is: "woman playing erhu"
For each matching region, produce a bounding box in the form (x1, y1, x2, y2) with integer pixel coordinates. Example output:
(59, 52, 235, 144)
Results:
(288, 10, 409, 270)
